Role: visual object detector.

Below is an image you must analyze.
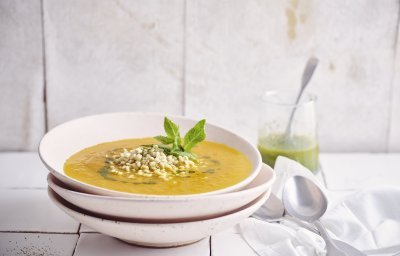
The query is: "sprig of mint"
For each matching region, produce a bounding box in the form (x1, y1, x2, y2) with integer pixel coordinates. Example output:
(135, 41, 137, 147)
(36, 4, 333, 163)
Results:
(183, 119, 206, 152)
(154, 117, 206, 160)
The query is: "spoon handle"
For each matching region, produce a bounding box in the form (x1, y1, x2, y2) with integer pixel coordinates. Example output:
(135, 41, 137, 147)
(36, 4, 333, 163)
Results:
(284, 57, 319, 138)
(314, 220, 347, 256)
(283, 215, 319, 233)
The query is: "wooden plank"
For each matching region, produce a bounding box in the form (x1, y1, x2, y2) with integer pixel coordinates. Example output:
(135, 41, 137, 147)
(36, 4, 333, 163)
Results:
(0, 188, 79, 232)
(43, 0, 184, 128)
(74, 233, 210, 256)
(388, 19, 400, 152)
(0, 0, 45, 151)
(185, 0, 399, 152)
(311, 1, 398, 152)
(211, 227, 257, 256)
(0, 233, 78, 256)
(320, 153, 400, 190)
(79, 225, 97, 233)
(0, 153, 47, 188)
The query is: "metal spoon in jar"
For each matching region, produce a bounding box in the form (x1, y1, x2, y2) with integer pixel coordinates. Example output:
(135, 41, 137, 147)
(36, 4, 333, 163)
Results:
(284, 57, 319, 140)
(283, 176, 366, 256)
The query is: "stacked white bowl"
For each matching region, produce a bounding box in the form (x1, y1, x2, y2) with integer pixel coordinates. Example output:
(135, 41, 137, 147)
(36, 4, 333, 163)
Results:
(39, 113, 275, 247)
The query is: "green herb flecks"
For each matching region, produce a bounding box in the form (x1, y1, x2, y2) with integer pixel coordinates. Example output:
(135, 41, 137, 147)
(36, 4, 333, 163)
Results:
(99, 167, 158, 185)
(203, 168, 215, 174)
(153, 117, 206, 161)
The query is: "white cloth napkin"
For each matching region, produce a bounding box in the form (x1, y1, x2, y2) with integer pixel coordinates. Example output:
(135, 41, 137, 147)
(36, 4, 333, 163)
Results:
(240, 156, 400, 256)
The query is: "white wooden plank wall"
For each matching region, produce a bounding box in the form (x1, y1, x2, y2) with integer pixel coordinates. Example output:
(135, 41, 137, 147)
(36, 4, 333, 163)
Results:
(389, 19, 400, 152)
(186, 0, 399, 152)
(0, 0, 399, 152)
(0, 0, 45, 151)
(43, 0, 184, 129)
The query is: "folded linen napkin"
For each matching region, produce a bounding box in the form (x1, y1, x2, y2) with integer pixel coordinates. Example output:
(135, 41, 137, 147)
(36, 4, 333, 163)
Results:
(322, 187, 400, 253)
(240, 218, 326, 256)
(240, 156, 400, 256)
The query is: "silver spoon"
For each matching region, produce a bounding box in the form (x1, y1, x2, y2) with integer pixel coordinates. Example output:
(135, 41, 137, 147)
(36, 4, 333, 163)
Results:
(284, 57, 319, 139)
(252, 193, 318, 233)
(253, 192, 365, 255)
(283, 176, 366, 256)
(253, 189, 365, 255)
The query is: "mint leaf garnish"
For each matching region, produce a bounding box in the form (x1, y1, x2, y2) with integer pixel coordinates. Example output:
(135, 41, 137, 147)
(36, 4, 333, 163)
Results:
(183, 119, 206, 152)
(154, 135, 174, 145)
(153, 117, 206, 160)
(164, 117, 180, 140)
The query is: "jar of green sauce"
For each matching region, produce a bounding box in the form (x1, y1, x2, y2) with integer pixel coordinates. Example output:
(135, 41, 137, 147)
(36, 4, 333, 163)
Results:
(258, 91, 319, 172)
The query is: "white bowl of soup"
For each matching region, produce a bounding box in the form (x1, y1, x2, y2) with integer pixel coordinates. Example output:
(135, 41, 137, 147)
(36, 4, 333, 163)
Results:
(47, 163, 275, 221)
(48, 187, 270, 247)
(39, 112, 262, 198)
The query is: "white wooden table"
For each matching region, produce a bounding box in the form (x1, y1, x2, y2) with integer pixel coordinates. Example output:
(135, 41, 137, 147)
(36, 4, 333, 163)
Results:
(0, 153, 399, 256)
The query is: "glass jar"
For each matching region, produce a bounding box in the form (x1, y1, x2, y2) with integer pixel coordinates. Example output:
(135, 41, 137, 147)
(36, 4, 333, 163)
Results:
(258, 91, 319, 172)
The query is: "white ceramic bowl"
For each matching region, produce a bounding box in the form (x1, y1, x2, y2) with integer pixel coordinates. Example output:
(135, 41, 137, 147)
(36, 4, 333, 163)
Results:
(48, 187, 270, 247)
(39, 112, 262, 198)
(47, 163, 275, 221)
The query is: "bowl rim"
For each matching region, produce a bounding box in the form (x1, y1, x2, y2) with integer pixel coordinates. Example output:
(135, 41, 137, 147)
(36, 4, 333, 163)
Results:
(47, 163, 275, 202)
(48, 186, 270, 225)
(39, 112, 263, 198)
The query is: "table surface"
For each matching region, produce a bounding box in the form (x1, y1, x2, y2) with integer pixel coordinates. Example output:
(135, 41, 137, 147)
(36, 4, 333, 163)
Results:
(0, 152, 399, 256)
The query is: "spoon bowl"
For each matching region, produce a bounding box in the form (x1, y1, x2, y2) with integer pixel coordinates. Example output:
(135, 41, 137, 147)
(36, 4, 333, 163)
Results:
(283, 175, 366, 256)
(282, 175, 327, 221)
